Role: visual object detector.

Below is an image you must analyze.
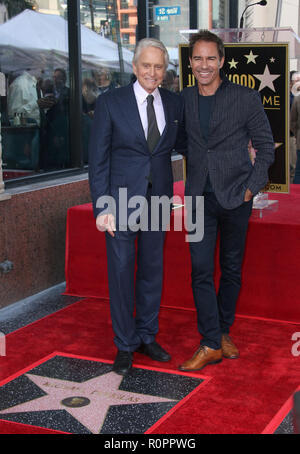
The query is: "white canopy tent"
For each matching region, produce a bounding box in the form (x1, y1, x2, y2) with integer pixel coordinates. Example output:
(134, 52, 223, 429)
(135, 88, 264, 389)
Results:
(0, 9, 133, 76)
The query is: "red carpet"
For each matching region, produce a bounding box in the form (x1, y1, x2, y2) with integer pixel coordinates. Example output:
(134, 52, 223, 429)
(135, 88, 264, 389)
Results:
(65, 183, 300, 323)
(262, 384, 300, 434)
(2, 183, 300, 433)
(0, 298, 299, 434)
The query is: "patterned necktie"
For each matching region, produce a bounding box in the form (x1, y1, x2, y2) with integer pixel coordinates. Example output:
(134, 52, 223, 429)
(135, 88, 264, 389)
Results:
(146, 94, 160, 153)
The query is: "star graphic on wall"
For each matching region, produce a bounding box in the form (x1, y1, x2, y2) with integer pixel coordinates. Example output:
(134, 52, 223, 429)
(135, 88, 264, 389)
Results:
(270, 57, 275, 63)
(228, 58, 238, 69)
(253, 65, 281, 92)
(244, 50, 258, 64)
(0, 372, 176, 434)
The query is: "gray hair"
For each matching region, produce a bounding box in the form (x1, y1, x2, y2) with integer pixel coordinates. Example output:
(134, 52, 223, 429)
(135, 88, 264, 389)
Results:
(292, 71, 300, 81)
(133, 38, 169, 68)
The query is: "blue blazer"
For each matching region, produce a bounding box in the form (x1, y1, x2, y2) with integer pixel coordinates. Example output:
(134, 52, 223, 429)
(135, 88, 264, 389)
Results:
(89, 83, 186, 222)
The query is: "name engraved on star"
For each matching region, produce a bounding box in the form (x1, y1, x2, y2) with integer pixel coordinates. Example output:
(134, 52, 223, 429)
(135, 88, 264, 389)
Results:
(90, 389, 140, 402)
(42, 381, 141, 403)
(43, 381, 81, 392)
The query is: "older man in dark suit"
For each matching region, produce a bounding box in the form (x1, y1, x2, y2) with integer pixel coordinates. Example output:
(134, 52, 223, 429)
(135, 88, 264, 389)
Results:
(89, 38, 185, 375)
(179, 30, 274, 372)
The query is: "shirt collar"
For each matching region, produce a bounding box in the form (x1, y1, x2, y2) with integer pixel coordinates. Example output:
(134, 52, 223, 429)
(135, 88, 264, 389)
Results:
(134, 80, 161, 105)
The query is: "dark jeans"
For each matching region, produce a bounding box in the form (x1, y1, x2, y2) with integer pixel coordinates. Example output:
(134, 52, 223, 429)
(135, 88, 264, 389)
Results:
(189, 192, 253, 350)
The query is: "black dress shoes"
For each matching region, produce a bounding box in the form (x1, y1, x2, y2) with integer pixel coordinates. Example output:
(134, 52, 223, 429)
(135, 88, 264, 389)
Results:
(113, 350, 133, 375)
(136, 341, 171, 362)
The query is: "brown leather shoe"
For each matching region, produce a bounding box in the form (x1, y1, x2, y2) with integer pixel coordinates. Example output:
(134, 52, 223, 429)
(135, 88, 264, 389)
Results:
(221, 334, 239, 359)
(178, 345, 222, 371)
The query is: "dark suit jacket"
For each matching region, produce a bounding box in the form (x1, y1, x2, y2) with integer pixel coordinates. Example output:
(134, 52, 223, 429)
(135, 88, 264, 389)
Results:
(182, 76, 275, 209)
(88, 83, 186, 224)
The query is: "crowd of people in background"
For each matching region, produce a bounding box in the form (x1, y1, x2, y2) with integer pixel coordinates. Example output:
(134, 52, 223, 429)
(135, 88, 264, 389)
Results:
(1, 65, 180, 173)
(5, 64, 299, 184)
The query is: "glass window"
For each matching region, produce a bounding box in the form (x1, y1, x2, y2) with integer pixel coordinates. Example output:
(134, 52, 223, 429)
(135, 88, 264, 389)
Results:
(152, 1, 189, 93)
(122, 33, 130, 45)
(0, 1, 71, 181)
(0, 0, 231, 184)
(212, 0, 226, 29)
(153, 1, 189, 48)
(80, 0, 137, 164)
(121, 13, 129, 28)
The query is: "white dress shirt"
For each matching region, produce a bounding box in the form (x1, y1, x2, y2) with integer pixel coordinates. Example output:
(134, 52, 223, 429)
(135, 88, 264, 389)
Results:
(133, 80, 166, 138)
(8, 72, 40, 126)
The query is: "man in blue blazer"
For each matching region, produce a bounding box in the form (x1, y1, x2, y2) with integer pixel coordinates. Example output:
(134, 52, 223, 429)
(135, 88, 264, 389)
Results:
(179, 30, 275, 372)
(89, 38, 185, 375)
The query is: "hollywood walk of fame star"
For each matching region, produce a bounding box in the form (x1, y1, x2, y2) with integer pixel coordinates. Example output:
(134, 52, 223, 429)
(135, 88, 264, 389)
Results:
(0, 372, 177, 434)
(253, 65, 281, 92)
(228, 58, 238, 69)
(244, 50, 258, 64)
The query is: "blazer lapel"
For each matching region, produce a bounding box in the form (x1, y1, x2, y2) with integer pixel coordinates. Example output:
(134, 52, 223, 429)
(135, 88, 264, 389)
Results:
(190, 85, 206, 145)
(118, 84, 147, 147)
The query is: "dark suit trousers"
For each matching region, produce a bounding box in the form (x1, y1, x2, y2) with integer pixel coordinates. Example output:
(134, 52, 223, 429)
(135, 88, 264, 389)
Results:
(189, 192, 253, 350)
(105, 187, 166, 352)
